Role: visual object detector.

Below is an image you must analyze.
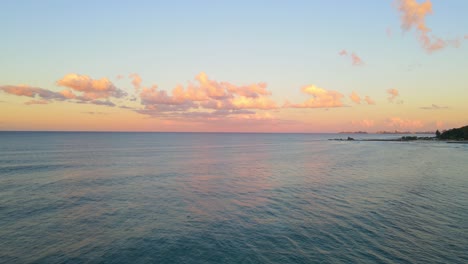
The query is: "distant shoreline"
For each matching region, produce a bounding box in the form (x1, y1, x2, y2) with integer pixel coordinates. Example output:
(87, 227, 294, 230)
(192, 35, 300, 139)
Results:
(329, 137, 468, 144)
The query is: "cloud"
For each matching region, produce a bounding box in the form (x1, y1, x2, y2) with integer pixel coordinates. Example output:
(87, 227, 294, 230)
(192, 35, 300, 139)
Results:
(350, 53, 364, 66)
(339, 49, 364, 66)
(364, 96, 376, 105)
(129, 73, 142, 91)
(57, 73, 126, 100)
(138, 72, 278, 118)
(287, 85, 344, 108)
(352, 119, 375, 128)
(420, 104, 449, 110)
(397, 0, 432, 33)
(350, 91, 361, 104)
(1, 82, 120, 108)
(59, 89, 77, 99)
(0, 85, 65, 100)
(90, 100, 116, 107)
(119, 105, 135, 110)
(395, 0, 461, 53)
(386, 27, 392, 38)
(140, 85, 187, 106)
(25, 99, 49, 105)
(386, 117, 423, 130)
(387, 88, 400, 102)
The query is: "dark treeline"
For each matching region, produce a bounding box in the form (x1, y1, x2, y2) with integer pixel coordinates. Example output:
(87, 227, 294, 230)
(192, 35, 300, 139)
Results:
(437, 125, 468, 140)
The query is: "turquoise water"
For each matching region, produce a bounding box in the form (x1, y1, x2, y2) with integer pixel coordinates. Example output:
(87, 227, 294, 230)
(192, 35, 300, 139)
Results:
(0, 132, 467, 263)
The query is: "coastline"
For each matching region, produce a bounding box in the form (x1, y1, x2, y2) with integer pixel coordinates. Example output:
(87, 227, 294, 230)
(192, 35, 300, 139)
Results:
(329, 137, 468, 144)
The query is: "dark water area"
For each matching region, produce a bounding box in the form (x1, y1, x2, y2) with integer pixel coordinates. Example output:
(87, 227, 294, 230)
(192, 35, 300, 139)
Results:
(0, 132, 467, 263)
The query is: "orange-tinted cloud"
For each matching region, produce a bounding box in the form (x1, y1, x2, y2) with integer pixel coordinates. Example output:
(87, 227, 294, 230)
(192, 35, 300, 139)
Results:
(364, 96, 376, 105)
(138, 72, 278, 118)
(350, 91, 361, 104)
(1, 82, 121, 108)
(339, 50, 364, 66)
(0, 85, 65, 100)
(287, 85, 344, 108)
(397, 0, 432, 33)
(386, 117, 423, 130)
(140, 85, 186, 106)
(57, 73, 126, 100)
(59, 89, 77, 99)
(350, 53, 364, 66)
(129, 73, 142, 91)
(387, 88, 400, 102)
(194, 72, 230, 99)
(395, 0, 461, 53)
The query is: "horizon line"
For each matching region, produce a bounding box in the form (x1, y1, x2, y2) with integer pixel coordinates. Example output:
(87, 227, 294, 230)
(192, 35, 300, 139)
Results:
(0, 130, 437, 134)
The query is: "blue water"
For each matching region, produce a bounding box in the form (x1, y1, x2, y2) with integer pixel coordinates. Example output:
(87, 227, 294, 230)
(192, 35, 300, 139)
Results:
(0, 132, 467, 263)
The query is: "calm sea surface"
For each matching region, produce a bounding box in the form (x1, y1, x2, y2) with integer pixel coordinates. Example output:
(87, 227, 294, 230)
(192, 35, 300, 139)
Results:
(0, 132, 467, 263)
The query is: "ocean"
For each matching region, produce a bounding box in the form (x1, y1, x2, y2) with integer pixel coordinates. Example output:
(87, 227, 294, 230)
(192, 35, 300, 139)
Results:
(0, 132, 467, 263)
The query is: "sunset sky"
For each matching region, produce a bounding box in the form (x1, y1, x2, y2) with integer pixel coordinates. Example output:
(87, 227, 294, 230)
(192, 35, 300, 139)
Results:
(1, 0, 467, 132)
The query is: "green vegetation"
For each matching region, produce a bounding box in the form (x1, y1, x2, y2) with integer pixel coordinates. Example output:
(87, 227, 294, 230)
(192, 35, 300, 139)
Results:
(438, 125, 468, 140)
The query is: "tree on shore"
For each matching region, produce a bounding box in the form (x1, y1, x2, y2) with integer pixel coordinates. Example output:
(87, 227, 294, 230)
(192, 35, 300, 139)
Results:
(438, 125, 468, 140)
(436, 130, 441, 138)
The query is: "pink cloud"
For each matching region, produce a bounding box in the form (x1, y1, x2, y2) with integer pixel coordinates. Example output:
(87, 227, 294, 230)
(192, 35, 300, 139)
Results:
(59, 89, 77, 99)
(129, 73, 142, 91)
(56, 73, 126, 100)
(364, 96, 376, 105)
(386, 117, 424, 130)
(395, 0, 462, 53)
(350, 53, 364, 66)
(350, 91, 361, 104)
(0, 85, 65, 100)
(140, 85, 188, 105)
(287, 85, 344, 108)
(137, 73, 278, 119)
(339, 50, 364, 66)
(397, 0, 432, 33)
(225, 82, 271, 98)
(387, 88, 400, 102)
(194, 72, 230, 99)
(1, 82, 121, 108)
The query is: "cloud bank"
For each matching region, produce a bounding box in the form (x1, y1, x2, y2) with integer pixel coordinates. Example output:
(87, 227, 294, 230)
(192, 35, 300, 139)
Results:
(136, 72, 278, 121)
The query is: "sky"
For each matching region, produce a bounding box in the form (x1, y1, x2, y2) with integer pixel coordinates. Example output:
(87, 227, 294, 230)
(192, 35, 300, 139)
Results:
(1, 0, 467, 132)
